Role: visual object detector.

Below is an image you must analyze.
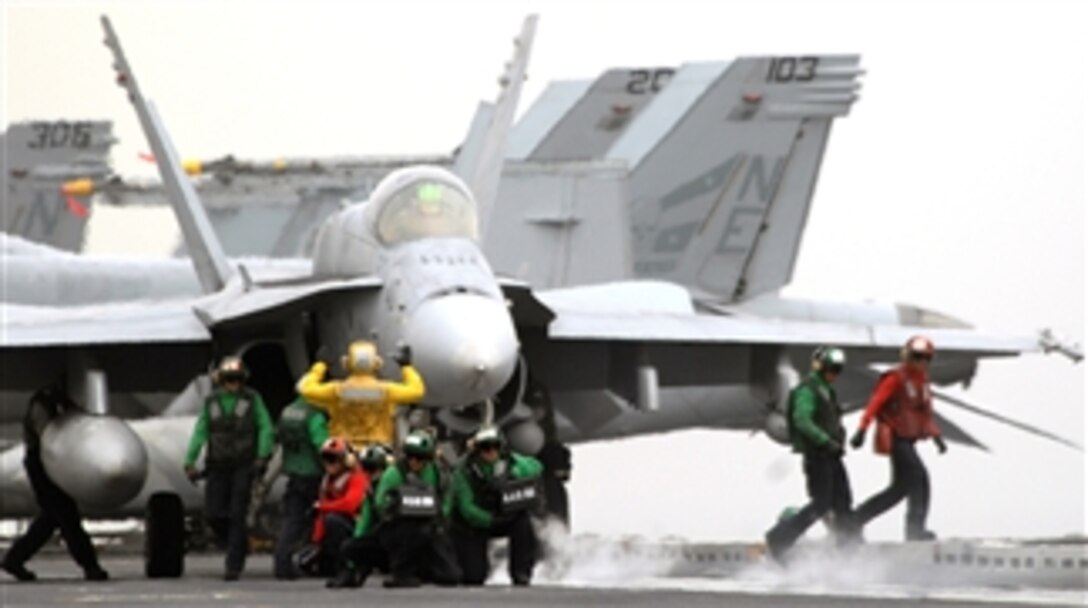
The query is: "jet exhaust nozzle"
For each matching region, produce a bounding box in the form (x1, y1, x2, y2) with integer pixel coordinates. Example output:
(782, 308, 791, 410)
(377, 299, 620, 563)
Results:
(40, 412, 148, 510)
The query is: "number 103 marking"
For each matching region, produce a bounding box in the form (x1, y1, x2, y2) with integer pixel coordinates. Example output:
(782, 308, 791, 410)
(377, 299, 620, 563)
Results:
(765, 57, 819, 83)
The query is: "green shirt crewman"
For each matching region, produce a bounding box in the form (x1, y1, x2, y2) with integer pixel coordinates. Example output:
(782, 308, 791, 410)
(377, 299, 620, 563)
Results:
(765, 347, 855, 563)
(184, 391, 274, 470)
(789, 369, 845, 453)
(182, 357, 274, 581)
(450, 426, 543, 587)
(273, 397, 328, 579)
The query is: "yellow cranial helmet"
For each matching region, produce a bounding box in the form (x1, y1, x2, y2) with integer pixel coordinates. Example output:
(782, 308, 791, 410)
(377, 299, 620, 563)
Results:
(343, 340, 383, 374)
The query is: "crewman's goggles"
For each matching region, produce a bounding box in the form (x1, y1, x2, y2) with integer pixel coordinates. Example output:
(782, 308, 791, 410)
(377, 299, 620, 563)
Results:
(909, 352, 933, 362)
(220, 372, 245, 383)
(321, 452, 345, 464)
(475, 440, 501, 452)
(824, 363, 844, 374)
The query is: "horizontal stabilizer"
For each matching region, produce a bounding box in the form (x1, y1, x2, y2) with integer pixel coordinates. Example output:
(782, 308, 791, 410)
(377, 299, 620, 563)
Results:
(932, 411, 988, 452)
(933, 389, 1082, 452)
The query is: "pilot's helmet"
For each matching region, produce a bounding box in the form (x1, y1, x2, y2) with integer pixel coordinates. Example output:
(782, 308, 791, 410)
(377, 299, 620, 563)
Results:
(343, 341, 382, 374)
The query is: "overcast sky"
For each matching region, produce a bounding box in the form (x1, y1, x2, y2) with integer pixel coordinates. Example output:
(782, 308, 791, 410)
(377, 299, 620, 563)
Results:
(3, 1, 1085, 543)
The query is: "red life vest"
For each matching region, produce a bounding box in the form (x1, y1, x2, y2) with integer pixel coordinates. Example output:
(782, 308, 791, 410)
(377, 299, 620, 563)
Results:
(311, 466, 367, 542)
(876, 366, 936, 441)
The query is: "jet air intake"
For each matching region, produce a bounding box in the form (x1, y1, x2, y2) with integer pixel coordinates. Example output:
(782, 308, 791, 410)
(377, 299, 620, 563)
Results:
(406, 293, 518, 407)
(40, 412, 148, 509)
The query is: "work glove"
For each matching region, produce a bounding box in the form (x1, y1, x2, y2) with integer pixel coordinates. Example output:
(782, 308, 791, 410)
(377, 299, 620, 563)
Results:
(849, 428, 867, 450)
(825, 440, 845, 458)
(933, 435, 948, 455)
(392, 342, 412, 366)
(184, 465, 200, 484)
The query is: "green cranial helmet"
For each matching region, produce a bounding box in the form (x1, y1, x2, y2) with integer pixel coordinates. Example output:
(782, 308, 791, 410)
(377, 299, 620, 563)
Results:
(403, 430, 436, 458)
(816, 347, 846, 373)
(361, 444, 392, 470)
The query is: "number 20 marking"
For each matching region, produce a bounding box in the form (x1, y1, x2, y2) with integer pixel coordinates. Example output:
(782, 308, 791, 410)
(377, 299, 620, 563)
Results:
(765, 57, 819, 83)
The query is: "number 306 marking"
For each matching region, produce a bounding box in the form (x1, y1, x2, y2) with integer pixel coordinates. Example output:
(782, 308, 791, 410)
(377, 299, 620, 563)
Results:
(765, 57, 819, 83)
(28, 121, 93, 149)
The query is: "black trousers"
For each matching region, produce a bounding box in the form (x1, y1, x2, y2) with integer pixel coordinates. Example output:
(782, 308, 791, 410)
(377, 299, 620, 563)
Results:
(3, 451, 102, 573)
(339, 533, 386, 581)
(766, 450, 853, 552)
(453, 511, 536, 585)
(339, 520, 459, 585)
(205, 466, 254, 574)
(853, 437, 931, 538)
(317, 512, 355, 576)
(273, 475, 321, 578)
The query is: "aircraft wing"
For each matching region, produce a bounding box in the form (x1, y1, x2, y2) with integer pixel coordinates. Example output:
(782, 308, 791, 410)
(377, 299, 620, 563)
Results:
(545, 309, 1038, 356)
(522, 282, 1048, 400)
(1, 301, 209, 347)
(195, 276, 382, 326)
(0, 301, 211, 393)
(0, 275, 383, 393)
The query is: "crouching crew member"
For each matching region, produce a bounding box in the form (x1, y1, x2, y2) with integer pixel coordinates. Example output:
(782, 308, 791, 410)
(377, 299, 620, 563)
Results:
(297, 341, 424, 449)
(273, 396, 329, 579)
(451, 426, 543, 586)
(183, 357, 274, 581)
(329, 432, 460, 588)
(326, 444, 392, 588)
(306, 438, 367, 576)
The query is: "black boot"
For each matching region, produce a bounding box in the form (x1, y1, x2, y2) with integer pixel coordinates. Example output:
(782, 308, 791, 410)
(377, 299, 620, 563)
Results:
(2, 559, 36, 582)
(906, 528, 937, 541)
(763, 528, 791, 566)
(84, 567, 109, 581)
(326, 568, 363, 589)
(382, 576, 421, 588)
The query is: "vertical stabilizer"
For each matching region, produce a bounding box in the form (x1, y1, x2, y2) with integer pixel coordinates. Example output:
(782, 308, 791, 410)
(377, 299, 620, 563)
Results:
(101, 15, 233, 293)
(627, 55, 863, 301)
(458, 14, 537, 241)
(1, 121, 115, 252)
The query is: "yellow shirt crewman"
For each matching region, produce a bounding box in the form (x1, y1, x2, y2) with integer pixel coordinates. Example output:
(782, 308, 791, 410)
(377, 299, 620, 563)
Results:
(297, 341, 424, 448)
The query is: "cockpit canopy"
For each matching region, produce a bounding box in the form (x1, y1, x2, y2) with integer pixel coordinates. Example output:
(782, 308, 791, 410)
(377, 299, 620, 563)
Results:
(372, 170, 478, 245)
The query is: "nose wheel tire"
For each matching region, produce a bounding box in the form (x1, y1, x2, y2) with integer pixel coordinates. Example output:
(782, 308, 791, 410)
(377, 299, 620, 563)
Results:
(145, 492, 185, 578)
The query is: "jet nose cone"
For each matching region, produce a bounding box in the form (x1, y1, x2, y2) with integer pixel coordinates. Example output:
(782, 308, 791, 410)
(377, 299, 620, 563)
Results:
(41, 413, 148, 510)
(406, 294, 519, 406)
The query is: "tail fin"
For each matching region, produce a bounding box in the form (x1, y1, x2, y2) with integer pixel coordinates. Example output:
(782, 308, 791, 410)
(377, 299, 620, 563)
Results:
(101, 15, 233, 293)
(1, 120, 115, 252)
(458, 14, 537, 241)
(452, 101, 495, 181)
(518, 66, 677, 161)
(624, 55, 863, 301)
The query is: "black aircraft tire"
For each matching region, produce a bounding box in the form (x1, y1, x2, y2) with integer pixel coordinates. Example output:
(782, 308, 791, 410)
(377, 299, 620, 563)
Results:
(145, 492, 185, 578)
